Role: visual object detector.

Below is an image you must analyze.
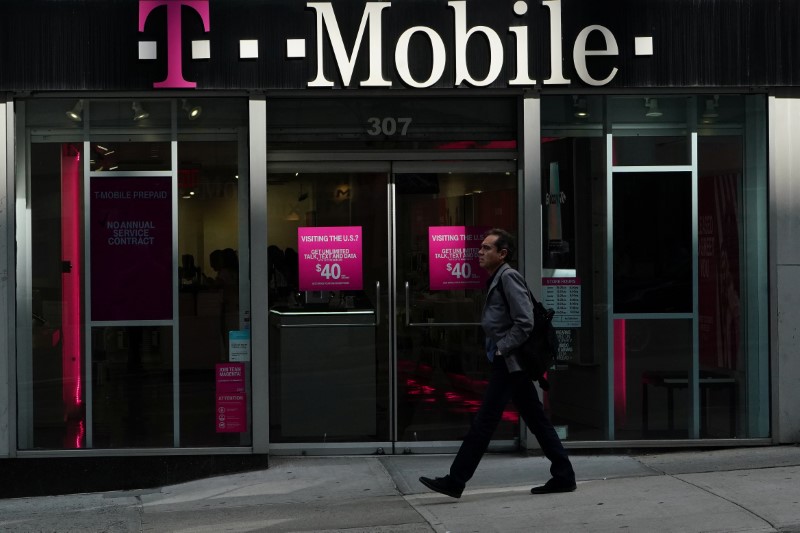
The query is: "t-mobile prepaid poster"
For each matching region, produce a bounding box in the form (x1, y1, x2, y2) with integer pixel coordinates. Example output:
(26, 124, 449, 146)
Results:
(298, 226, 363, 291)
(90, 177, 172, 321)
(428, 226, 489, 290)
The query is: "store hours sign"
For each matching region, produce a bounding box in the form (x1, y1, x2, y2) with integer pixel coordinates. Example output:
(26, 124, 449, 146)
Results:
(90, 177, 172, 321)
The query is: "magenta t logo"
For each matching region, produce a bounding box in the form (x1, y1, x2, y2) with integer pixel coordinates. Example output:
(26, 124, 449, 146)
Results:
(139, 0, 210, 88)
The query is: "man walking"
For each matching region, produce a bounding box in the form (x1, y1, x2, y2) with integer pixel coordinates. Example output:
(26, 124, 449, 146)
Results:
(419, 228, 576, 498)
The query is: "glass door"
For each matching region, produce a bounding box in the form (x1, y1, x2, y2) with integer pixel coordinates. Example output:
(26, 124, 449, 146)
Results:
(266, 162, 391, 448)
(394, 161, 518, 450)
(266, 159, 518, 452)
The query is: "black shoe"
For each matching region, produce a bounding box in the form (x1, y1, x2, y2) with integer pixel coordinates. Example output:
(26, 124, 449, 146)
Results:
(530, 478, 577, 494)
(419, 475, 464, 499)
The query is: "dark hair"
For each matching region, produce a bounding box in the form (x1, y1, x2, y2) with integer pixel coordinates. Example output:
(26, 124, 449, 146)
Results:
(485, 228, 516, 261)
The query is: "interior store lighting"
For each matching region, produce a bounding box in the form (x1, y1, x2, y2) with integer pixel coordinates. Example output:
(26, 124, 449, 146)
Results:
(181, 98, 202, 120)
(702, 95, 720, 122)
(66, 100, 83, 122)
(572, 96, 589, 118)
(132, 101, 150, 121)
(644, 97, 663, 118)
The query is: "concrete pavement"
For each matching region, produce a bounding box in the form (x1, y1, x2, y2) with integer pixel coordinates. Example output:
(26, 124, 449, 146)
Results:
(1, 445, 799, 532)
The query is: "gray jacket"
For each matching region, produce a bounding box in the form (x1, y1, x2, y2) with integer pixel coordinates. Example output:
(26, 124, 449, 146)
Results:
(482, 263, 534, 366)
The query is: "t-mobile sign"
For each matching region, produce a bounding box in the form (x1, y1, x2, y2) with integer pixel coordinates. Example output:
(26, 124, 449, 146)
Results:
(429, 226, 489, 290)
(90, 177, 172, 321)
(298, 226, 363, 291)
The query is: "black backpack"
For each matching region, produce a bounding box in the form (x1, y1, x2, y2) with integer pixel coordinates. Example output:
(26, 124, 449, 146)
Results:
(496, 272, 559, 391)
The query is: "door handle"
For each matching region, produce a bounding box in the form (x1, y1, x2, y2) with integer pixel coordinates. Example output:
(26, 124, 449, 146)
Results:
(375, 280, 380, 326)
(404, 281, 481, 328)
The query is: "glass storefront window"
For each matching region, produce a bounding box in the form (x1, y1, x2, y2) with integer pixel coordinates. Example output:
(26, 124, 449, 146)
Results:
(613, 172, 693, 314)
(541, 93, 769, 442)
(89, 142, 171, 172)
(18, 98, 250, 450)
(178, 139, 248, 447)
(92, 326, 173, 447)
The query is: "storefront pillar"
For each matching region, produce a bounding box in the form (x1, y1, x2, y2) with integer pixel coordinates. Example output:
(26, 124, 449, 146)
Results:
(521, 93, 544, 450)
(249, 94, 270, 453)
(768, 94, 800, 444)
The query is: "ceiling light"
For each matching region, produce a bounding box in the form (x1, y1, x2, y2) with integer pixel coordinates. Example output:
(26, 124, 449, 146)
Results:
(181, 99, 202, 120)
(572, 96, 589, 118)
(644, 97, 663, 118)
(132, 101, 150, 121)
(66, 100, 83, 122)
(702, 95, 719, 120)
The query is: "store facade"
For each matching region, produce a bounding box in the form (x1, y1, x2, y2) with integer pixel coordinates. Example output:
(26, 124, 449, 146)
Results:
(0, 0, 797, 462)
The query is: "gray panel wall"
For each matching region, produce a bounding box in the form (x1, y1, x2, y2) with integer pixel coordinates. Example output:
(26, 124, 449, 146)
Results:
(0, 101, 8, 457)
(769, 96, 800, 444)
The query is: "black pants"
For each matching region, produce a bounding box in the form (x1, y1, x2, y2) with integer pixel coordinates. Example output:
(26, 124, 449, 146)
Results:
(449, 356, 575, 486)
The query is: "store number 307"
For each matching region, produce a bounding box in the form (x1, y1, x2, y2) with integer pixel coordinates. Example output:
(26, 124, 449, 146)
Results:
(367, 117, 412, 136)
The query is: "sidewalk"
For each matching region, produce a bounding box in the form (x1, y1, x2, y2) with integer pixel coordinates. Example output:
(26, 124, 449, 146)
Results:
(1, 445, 799, 532)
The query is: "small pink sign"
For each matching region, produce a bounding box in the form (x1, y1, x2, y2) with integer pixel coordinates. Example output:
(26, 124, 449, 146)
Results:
(429, 226, 489, 290)
(216, 393, 247, 433)
(298, 226, 363, 291)
(215, 363, 246, 433)
(216, 363, 245, 394)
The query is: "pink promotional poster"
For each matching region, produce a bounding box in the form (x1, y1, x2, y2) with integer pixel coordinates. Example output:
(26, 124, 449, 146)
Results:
(298, 226, 363, 291)
(216, 363, 247, 433)
(90, 177, 172, 321)
(429, 226, 489, 290)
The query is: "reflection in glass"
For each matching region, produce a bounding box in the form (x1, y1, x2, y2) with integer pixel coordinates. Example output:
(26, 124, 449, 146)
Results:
(24, 143, 86, 449)
(92, 326, 173, 448)
(177, 140, 249, 446)
(267, 171, 389, 442)
(539, 131, 607, 441)
(698, 134, 748, 439)
(616, 319, 693, 439)
(613, 172, 692, 314)
(90, 142, 171, 172)
(395, 172, 518, 441)
(612, 136, 690, 166)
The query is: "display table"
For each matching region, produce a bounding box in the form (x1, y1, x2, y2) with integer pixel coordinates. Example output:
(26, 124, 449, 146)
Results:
(641, 370, 736, 437)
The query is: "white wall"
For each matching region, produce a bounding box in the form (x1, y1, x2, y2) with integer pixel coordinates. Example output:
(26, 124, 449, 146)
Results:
(769, 95, 800, 444)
